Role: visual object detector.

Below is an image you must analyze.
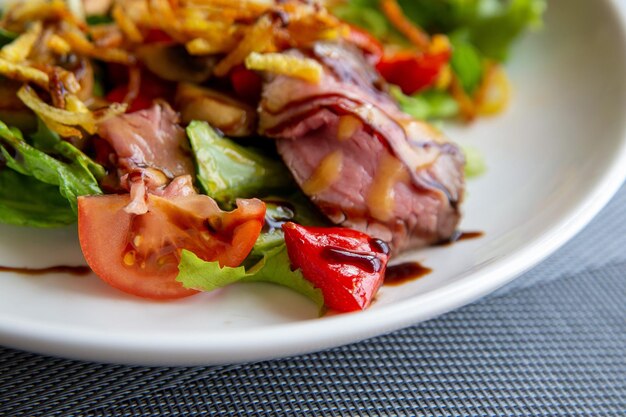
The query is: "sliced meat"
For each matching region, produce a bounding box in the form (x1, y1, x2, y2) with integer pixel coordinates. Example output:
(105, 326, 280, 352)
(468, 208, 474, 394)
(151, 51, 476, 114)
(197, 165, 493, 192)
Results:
(98, 101, 195, 213)
(98, 101, 193, 178)
(259, 43, 464, 252)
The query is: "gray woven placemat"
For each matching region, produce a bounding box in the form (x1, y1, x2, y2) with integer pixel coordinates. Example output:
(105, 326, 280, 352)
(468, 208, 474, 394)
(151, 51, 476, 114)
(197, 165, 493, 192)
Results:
(1, 185, 625, 416)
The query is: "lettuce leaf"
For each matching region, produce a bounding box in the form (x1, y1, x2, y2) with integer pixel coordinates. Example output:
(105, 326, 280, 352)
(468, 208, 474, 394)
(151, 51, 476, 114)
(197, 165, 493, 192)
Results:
(0, 28, 17, 47)
(180, 121, 329, 307)
(398, 0, 546, 61)
(0, 120, 102, 226)
(461, 144, 487, 178)
(390, 85, 459, 120)
(460, 0, 546, 62)
(0, 169, 76, 227)
(187, 121, 296, 207)
(333, 0, 545, 62)
(449, 32, 485, 94)
(332, 0, 546, 97)
(177, 244, 324, 311)
(31, 119, 106, 181)
(332, 0, 391, 39)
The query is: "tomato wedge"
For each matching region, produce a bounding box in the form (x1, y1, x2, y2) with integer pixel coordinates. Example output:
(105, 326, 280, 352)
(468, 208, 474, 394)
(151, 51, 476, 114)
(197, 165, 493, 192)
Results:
(78, 194, 265, 299)
(282, 222, 390, 312)
(376, 50, 450, 95)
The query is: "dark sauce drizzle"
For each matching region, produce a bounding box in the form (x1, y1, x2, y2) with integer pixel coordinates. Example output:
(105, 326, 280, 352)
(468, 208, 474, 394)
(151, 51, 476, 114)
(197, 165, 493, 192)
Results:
(262, 201, 296, 233)
(384, 231, 484, 285)
(0, 265, 91, 276)
(319, 238, 389, 274)
(436, 230, 484, 246)
(369, 238, 390, 255)
(384, 262, 432, 286)
(454, 230, 484, 242)
(321, 246, 382, 273)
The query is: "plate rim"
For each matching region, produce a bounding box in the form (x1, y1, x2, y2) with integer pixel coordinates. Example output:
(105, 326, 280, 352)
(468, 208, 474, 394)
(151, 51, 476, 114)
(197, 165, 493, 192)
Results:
(1, 0, 626, 365)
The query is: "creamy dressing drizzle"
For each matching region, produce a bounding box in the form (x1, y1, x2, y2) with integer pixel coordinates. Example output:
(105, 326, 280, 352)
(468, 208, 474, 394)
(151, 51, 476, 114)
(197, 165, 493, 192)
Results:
(367, 152, 409, 222)
(302, 150, 343, 195)
(336, 114, 362, 141)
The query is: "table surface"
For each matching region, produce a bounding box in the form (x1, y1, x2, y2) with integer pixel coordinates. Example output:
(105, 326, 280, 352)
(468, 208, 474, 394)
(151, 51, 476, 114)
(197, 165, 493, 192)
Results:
(1, 184, 625, 416)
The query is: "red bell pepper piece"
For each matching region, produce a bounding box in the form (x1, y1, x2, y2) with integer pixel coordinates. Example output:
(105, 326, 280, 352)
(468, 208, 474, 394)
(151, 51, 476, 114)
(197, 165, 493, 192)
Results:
(230, 65, 263, 102)
(376, 50, 450, 95)
(282, 222, 390, 312)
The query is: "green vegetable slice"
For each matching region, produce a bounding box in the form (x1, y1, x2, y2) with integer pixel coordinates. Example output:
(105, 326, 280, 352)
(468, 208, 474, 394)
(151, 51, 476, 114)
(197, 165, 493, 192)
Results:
(397, 0, 546, 61)
(449, 32, 484, 94)
(31, 119, 105, 181)
(177, 244, 325, 312)
(390, 85, 459, 120)
(187, 120, 296, 207)
(0, 27, 18, 47)
(86, 14, 114, 25)
(333, 0, 546, 63)
(332, 0, 390, 39)
(461, 144, 487, 178)
(0, 169, 76, 227)
(464, 0, 546, 61)
(0, 120, 101, 225)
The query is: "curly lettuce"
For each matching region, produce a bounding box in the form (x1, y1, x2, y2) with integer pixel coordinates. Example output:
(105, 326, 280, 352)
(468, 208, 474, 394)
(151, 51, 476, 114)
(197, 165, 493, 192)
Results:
(177, 244, 324, 312)
(0, 120, 102, 227)
(187, 120, 296, 207)
(332, 0, 546, 95)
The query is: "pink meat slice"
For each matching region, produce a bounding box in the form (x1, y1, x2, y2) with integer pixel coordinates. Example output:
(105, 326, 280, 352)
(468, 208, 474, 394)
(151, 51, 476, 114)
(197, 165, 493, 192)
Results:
(260, 43, 465, 252)
(98, 102, 196, 213)
(98, 101, 194, 179)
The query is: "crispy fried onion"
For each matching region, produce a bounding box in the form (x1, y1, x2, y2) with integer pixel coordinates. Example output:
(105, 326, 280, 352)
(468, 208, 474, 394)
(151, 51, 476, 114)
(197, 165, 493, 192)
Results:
(0, 21, 42, 62)
(380, 0, 430, 51)
(113, 0, 343, 77)
(0, 58, 49, 89)
(112, 4, 143, 43)
(0, 0, 135, 110)
(60, 28, 135, 65)
(245, 52, 323, 83)
(46, 34, 71, 55)
(213, 14, 276, 77)
(18, 85, 126, 137)
(1, 0, 83, 33)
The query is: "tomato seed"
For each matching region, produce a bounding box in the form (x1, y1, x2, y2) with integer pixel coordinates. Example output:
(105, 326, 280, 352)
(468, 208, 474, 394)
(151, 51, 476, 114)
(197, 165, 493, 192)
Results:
(123, 251, 136, 266)
(133, 235, 143, 247)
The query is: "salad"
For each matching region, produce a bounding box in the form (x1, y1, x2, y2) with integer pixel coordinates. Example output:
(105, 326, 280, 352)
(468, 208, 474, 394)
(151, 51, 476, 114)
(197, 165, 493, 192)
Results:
(0, 0, 544, 312)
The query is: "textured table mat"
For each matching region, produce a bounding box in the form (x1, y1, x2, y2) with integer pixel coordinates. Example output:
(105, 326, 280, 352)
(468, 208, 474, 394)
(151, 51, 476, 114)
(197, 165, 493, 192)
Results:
(1, 185, 625, 416)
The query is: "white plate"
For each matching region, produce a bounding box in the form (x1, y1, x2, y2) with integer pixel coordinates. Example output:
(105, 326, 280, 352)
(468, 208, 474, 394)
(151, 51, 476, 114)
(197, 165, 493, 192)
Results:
(1, 0, 625, 366)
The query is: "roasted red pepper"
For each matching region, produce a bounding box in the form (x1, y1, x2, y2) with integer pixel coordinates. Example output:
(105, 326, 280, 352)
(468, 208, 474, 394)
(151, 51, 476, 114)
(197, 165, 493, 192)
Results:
(376, 50, 450, 95)
(282, 222, 390, 312)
